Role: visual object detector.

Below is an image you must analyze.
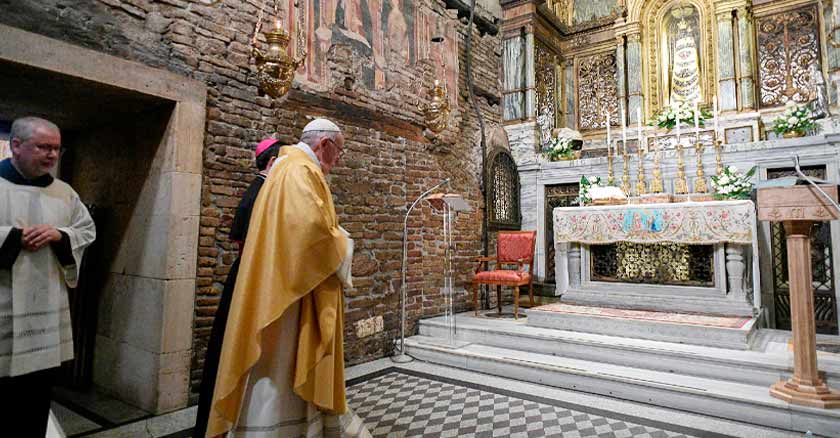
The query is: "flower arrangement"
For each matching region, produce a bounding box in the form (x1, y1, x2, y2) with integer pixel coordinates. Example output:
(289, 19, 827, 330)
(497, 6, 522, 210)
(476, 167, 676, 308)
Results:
(578, 175, 603, 205)
(543, 136, 575, 161)
(711, 165, 756, 200)
(772, 103, 815, 137)
(651, 101, 711, 130)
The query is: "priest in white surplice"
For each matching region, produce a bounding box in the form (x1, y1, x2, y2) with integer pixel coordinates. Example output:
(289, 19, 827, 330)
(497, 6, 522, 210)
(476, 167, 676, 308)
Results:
(0, 117, 96, 436)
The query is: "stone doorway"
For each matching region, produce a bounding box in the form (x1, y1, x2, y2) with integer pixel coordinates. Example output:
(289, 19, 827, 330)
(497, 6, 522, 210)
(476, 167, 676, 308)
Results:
(0, 24, 206, 417)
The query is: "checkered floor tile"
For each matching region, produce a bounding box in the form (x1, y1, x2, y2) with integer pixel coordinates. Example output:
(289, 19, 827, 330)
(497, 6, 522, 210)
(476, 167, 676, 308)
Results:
(347, 371, 702, 438)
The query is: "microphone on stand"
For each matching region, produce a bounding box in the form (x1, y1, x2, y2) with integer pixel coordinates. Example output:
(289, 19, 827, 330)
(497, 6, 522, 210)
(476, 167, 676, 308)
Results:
(392, 177, 451, 363)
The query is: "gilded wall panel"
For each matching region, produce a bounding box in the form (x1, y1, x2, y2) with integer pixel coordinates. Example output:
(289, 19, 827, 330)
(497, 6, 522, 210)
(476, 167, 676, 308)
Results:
(576, 52, 619, 131)
(536, 40, 557, 148)
(756, 4, 821, 108)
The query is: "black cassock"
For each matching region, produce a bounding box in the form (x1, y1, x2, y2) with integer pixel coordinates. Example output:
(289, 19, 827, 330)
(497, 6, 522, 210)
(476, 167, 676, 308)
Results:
(194, 173, 266, 437)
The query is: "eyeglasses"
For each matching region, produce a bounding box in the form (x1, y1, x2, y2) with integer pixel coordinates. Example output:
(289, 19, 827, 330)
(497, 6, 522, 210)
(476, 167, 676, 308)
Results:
(29, 143, 66, 155)
(328, 139, 346, 158)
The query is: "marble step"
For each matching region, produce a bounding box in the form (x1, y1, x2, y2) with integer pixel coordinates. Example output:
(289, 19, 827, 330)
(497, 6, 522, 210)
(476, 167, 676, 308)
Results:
(418, 316, 840, 388)
(525, 304, 758, 350)
(559, 288, 755, 317)
(403, 336, 840, 437)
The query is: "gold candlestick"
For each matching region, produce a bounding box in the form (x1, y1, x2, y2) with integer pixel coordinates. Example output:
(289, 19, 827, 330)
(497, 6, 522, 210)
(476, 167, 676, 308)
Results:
(714, 136, 724, 176)
(694, 141, 708, 193)
(621, 143, 631, 195)
(607, 145, 615, 186)
(674, 137, 689, 195)
(636, 140, 647, 195)
(651, 150, 664, 193)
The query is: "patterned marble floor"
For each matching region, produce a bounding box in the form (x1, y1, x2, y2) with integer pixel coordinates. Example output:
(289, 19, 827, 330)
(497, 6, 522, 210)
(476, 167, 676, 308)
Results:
(347, 368, 734, 438)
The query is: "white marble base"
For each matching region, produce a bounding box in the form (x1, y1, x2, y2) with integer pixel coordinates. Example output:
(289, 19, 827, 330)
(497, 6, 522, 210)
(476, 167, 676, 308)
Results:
(559, 286, 755, 317)
(418, 315, 840, 388)
(406, 310, 840, 437)
(525, 306, 757, 350)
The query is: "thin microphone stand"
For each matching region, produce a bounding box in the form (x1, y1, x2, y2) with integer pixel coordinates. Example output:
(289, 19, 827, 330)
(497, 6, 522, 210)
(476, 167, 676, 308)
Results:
(392, 178, 450, 363)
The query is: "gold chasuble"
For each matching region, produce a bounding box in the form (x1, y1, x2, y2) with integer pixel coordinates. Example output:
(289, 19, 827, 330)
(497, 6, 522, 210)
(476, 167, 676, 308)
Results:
(207, 147, 349, 437)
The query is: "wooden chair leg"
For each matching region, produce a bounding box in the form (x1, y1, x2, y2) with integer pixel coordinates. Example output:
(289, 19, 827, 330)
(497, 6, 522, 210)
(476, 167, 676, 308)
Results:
(496, 285, 502, 314)
(514, 286, 520, 319)
(529, 282, 535, 307)
(472, 283, 479, 315)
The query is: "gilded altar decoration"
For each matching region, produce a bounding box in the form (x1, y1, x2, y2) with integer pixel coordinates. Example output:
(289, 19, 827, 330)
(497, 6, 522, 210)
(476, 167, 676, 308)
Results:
(553, 200, 756, 245)
(640, 0, 715, 114)
(756, 4, 821, 108)
(253, 21, 306, 99)
(577, 52, 619, 131)
(536, 41, 558, 149)
(693, 141, 708, 193)
(664, 6, 702, 105)
(421, 80, 451, 133)
(592, 242, 714, 286)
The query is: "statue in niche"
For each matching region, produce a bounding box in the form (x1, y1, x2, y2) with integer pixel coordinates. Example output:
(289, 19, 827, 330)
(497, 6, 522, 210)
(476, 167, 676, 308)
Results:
(808, 63, 830, 119)
(662, 5, 702, 105)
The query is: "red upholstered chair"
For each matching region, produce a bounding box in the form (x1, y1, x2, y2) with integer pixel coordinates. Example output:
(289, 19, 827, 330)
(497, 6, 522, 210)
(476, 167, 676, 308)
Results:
(471, 230, 536, 319)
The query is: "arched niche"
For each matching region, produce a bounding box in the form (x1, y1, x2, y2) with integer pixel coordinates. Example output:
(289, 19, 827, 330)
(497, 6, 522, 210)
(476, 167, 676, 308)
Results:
(632, 0, 717, 114)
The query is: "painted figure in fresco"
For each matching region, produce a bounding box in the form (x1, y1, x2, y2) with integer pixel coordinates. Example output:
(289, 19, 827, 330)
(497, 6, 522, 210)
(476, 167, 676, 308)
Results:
(313, 0, 338, 84)
(368, 0, 386, 88)
(664, 5, 702, 104)
(387, 0, 411, 66)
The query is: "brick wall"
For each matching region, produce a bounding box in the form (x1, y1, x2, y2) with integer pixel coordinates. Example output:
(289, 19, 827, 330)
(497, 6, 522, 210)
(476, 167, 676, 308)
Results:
(1, 0, 503, 403)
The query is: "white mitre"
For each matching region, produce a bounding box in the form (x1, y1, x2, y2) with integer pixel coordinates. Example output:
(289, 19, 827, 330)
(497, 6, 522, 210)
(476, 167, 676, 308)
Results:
(303, 118, 341, 133)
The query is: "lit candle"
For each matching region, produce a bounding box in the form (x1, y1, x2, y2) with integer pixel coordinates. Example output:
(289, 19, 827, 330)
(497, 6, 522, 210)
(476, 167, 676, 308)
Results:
(275, 19, 282, 30)
(713, 95, 719, 139)
(621, 106, 627, 155)
(606, 112, 611, 154)
(637, 107, 644, 153)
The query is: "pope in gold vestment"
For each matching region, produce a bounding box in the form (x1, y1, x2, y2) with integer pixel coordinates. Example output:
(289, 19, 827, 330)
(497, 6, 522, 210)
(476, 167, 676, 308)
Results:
(207, 140, 367, 437)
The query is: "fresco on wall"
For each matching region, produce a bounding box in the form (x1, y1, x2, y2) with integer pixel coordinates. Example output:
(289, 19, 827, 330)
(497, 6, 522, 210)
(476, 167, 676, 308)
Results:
(294, 0, 457, 106)
(572, 0, 617, 25)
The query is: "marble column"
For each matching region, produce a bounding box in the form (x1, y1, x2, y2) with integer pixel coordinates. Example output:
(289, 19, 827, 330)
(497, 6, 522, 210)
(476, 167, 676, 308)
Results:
(569, 243, 581, 288)
(825, 1, 840, 105)
(502, 34, 526, 120)
(716, 11, 737, 111)
(626, 33, 644, 123)
(502, 34, 526, 121)
(736, 7, 756, 110)
(725, 244, 746, 301)
(555, 241, 569, 294)
(556, 59, 566, 127)
(565, 58, 576, 129)
(615, 35, 626, 114)
(525, 31, 537, 120)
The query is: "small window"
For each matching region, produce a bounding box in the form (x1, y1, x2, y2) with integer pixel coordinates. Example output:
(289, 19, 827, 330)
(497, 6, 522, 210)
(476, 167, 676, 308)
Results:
(487, 150, 521, 230)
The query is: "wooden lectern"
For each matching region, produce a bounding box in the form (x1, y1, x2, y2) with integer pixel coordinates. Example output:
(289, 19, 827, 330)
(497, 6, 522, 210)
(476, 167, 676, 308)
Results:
(757, 185, 840, 408)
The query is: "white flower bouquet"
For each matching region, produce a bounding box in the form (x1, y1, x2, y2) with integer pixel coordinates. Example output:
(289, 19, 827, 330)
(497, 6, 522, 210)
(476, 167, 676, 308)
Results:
(578, 175, 603, 205)
(772, 103, 815, 136)
(651, 101, 710, 130)
(543, 136, 575, 161)
(711, 165, 756, 200)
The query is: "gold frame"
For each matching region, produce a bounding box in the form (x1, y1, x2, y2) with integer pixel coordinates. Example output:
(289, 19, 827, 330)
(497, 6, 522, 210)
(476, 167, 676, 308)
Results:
(638, 0, 718, 115)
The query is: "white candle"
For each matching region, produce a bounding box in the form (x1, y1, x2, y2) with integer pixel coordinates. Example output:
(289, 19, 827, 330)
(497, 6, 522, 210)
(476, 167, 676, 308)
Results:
(621, 107, 627, 155)
(713, 95, 719, 139)
(694, 99, 700, 140)
(606, 112, 611, 154)
(637, 107, 643, 153)
(676, 118, 680, 140)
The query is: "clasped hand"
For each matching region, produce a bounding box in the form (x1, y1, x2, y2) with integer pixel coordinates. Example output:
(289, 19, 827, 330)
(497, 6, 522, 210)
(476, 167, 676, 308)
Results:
(21, 225, 61, 251)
